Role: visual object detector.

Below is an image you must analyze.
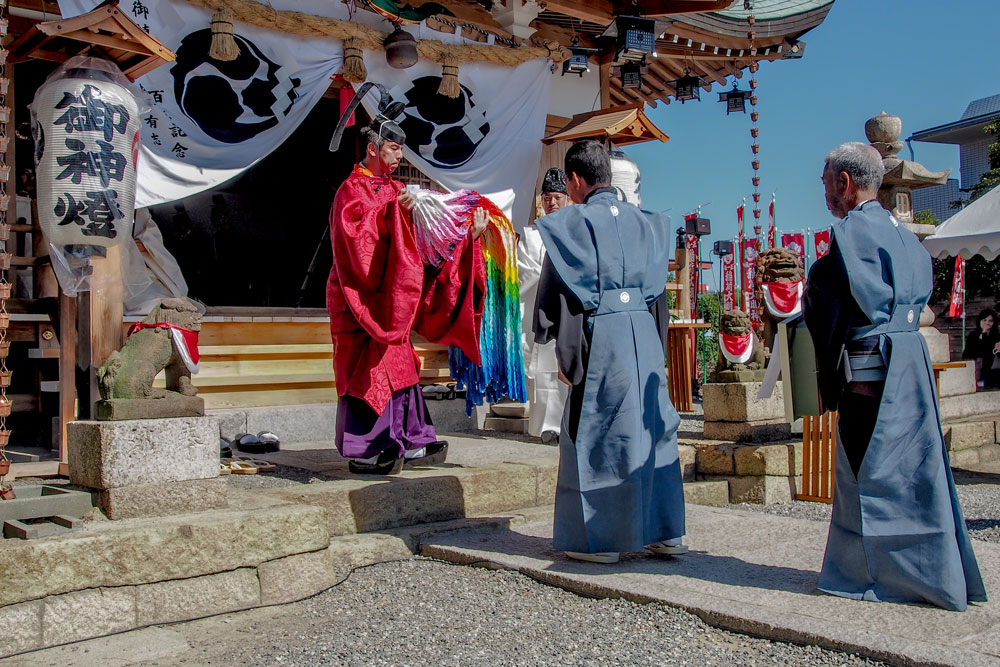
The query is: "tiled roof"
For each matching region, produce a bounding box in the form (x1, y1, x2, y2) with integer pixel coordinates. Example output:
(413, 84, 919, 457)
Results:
(961, 94, 1000, 120)
(715, 0, 834, 21)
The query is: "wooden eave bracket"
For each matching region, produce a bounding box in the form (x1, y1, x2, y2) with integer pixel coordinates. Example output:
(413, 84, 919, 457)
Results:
(8, 2, 175, 81)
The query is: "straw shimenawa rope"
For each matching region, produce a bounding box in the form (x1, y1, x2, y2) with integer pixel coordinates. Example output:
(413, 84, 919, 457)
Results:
(184, 0, 569, 96)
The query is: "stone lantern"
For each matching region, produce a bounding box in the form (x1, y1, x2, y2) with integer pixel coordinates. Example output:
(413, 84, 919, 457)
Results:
(866, 111, 950, 227)
(865, 112, 955, 367)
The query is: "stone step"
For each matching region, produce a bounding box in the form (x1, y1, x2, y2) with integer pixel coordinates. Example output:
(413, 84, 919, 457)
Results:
(939, 391, 1000, 421)
(483, 416, 528, 434)
(682, 480, 729, 507)
(262, 457, 556, 536)
(949, 443, 1000, 469)
(942, 420, 997, 452)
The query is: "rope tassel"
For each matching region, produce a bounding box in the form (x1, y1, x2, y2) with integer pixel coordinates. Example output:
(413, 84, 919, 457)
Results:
(341, 37, 367, 83)
(438, 55, 460, 98)
(209, 5, 241, 61)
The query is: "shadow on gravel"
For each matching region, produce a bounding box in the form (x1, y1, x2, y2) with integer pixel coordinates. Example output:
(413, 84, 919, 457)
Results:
(469, 530, 821, 596)
(953, 469, 1000, 486)
(968, 518, 1000, 531)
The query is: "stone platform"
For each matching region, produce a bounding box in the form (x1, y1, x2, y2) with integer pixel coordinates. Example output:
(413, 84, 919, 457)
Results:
(0, 433, 727, 658)
(67, 416, 224, 520)
(421, 505, 1000, 667)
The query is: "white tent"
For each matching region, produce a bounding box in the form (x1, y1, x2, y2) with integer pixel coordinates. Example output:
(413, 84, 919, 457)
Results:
(923, 184, 1000, 259)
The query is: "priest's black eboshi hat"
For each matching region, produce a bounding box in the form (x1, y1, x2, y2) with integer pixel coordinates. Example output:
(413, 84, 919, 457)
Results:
(541, 168, 568, 194)
(330, 81, 406, 151)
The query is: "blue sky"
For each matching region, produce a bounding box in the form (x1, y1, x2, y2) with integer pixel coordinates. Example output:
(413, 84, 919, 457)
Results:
(624, 0, 995, 287)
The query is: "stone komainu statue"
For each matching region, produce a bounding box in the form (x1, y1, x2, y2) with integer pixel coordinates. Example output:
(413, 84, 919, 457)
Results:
(98, 298, 201, 400)
(754, 247, 805, 354)
(713, 309, 765, 380)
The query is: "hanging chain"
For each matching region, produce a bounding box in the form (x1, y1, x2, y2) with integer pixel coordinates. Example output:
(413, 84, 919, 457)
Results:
(745, 2, 767, 332)
(747, 2, 760, 239)
(0, 0, 11, 498)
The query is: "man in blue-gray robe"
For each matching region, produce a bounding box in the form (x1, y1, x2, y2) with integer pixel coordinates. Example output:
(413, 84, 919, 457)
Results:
(804, 142, 986, 611)
(532, 140, 686, 564)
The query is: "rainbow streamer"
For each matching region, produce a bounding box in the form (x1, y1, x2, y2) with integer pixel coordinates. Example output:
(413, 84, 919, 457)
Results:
(410, 190, 526, 414)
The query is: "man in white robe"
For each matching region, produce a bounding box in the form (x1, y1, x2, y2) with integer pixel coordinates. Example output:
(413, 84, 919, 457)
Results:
(518, 168, 570, 442)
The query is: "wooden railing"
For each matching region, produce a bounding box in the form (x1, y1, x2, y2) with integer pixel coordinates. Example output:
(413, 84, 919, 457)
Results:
(797, 411, 837, 503)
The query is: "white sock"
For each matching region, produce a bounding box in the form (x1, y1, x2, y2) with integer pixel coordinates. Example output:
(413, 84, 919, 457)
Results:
(403, 447, 426, 460)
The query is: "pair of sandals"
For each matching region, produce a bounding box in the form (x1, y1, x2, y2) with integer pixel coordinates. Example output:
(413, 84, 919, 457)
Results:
(232, 431, 280, 454)
(221, 456, 276, 475)
(348, 440, 449, 476)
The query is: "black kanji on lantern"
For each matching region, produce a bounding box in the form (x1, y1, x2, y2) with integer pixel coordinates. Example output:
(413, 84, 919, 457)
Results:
(54, 85, 131, 142)
(53, 190, 123, 238)
(55, 138, 128, 187)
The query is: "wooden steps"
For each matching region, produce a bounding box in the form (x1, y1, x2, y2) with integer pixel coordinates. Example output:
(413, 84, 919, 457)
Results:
(146, 318, 456, 410)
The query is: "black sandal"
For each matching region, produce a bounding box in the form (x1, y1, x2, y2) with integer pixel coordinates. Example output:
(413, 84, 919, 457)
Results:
(404, 440, 448, 467)
(348, 449, 403, 475)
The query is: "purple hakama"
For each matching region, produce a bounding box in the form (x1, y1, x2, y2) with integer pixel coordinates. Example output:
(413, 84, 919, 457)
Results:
(336, 385, 438, 460)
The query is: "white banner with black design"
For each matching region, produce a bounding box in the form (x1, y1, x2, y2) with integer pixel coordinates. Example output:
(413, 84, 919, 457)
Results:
(58, 0, 347, 208)
(58, 1, 551, 225)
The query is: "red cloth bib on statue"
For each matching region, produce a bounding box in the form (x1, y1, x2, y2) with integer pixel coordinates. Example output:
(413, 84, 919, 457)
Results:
(127, 322, 200, 373)
(720, 331, 754, 364)
(761, 279, 803, 318)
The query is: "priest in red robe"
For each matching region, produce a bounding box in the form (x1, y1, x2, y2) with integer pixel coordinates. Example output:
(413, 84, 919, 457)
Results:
(327, 112, 487, 475)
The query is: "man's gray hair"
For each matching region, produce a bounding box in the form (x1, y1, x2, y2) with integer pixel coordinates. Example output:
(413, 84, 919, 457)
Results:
(824, 142, 884, 191)
(361, 126, 385, 148)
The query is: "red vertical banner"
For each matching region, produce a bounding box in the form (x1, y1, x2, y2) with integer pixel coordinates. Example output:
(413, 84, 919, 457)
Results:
(767, 195, 776, 249)
(949, 256, 965, 318)
(737, 203, 745, 310)
(814, 228, 831, 258)
(686, 232, 700, 318)
(722, 249, 736, 312)
(740, 237, 760, 329)
(781, 231, 806, 267)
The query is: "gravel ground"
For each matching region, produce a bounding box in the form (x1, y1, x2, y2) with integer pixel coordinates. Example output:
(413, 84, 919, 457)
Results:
(95, 558, 882, 667)
(729, 468, 1000, 543)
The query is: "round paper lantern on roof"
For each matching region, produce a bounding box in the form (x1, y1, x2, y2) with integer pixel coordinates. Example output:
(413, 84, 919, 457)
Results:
(30, 61, 140, 252)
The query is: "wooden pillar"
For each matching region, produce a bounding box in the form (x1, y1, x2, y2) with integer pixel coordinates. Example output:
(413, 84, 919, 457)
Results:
(58, 290, 77, 461)
(76, 245, 124, 419)
(598, 51, 614, 109)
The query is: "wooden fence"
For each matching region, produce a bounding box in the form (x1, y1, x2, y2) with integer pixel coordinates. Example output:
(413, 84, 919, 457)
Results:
(797, 411, 837, 503)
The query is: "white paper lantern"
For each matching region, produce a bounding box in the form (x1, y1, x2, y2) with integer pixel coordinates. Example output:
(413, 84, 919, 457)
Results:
(610, 148, 642, 208)
(31, 67, 140, 251)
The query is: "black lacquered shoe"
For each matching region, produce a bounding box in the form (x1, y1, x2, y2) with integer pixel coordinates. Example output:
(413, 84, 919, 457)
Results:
(404, 440, 448, 467)
(348, 450, 403, 475)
